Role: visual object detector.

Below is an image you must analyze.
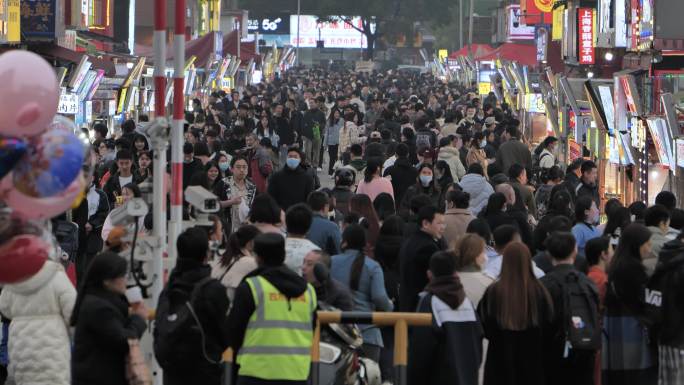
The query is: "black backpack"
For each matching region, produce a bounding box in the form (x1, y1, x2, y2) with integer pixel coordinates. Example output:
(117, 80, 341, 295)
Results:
(153, 277, 219, 369)
(548, 271, 601, 350)
(643, 254, 684, 335)
(530, 152, 552, 186)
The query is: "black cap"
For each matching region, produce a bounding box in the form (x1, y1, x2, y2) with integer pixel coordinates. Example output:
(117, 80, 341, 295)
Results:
(254, 233, 286, 266)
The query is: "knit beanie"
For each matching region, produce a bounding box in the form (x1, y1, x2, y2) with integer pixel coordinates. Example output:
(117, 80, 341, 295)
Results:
(0, 235, 48, 284)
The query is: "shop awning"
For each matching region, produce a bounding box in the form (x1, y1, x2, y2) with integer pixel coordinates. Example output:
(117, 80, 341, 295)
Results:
(148, 31, 261, 68)
(30, 44, 117, 76)
(222, 30, 260, 63)
(448, 44, 495, 59)
(476, 43, 538, 67)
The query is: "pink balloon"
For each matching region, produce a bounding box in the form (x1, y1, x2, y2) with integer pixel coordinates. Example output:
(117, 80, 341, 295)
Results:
(1, 172, 85, 220)
(0, 51, 59, 138)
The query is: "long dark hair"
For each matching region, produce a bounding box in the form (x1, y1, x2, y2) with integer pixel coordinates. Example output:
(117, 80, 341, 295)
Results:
(607, 223, 651, 309)
(220, 225, 260, 268)
(343, 224, 367, 291)
(489, 242, 552, 330)
(70, 252, 128, 326)
(483, 192, 507, 216)
(364, 158, 383, 183)
(603, 207, 631, 237)
(350, 194, 380, 249)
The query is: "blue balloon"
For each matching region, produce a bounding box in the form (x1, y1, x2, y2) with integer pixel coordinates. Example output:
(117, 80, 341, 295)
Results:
(13, 129, 84, 198)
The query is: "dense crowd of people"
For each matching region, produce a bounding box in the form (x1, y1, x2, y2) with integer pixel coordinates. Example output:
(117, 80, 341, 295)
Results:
(1, 67, 683, 385)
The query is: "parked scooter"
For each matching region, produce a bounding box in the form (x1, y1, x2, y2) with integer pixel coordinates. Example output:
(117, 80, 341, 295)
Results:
(314, 264, 381, 385)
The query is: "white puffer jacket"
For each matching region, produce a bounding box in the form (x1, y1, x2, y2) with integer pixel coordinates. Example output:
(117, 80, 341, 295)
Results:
(459, 173, 494, 216)
(0, 261, 76, 385)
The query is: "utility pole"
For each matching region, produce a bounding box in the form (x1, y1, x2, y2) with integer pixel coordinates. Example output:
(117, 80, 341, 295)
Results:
(459, 0, 463, 50)
(296, 0, 301, 66)
(468, 0, 474, 58)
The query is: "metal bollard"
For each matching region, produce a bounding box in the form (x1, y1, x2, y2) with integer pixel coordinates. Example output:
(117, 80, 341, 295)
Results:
(312, 311, 431, 385)
(311, 320, 321, 385)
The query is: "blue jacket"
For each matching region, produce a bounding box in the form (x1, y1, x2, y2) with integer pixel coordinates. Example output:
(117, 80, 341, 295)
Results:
(307, 214, 342, 256)
(331, 249, 393, 346)
(572, 222, 602, 257)
(324, 118, 344, 146)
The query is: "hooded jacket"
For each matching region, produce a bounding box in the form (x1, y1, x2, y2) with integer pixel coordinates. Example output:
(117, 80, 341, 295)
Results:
(227, 265, 314, 356)
(0, 260, 76, 385)
(459, 173, 494, 216)
(408, 282, 483, 385)
(160, 259, 231, 385)
(384, 157, 419, 208)
(438, 146, 466, 181)
(268, 164, 315, 210)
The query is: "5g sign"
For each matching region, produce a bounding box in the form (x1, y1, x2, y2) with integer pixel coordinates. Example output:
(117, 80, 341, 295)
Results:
(262, 18, 282, 31)
(247, 15, 289, 34)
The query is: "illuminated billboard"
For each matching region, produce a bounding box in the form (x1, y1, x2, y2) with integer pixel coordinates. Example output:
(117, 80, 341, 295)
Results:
(290, 15, 369, 48)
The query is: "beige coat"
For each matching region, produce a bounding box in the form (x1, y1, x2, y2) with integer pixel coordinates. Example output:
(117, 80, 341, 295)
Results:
(443, 208, 476, 249)
(466, 147, 488, 178)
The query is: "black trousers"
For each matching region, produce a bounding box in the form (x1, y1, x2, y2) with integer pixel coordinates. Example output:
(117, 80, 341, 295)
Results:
(327, 145, 339, 175)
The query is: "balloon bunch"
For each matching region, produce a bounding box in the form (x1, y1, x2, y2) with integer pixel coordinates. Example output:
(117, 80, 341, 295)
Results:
(0, 51, 91, 220)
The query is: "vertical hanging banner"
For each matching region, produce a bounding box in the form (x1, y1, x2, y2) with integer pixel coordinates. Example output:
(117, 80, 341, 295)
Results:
(552, 2, 564, 41)
(578, 8, 595, 64)
(7, 0, 20, 42)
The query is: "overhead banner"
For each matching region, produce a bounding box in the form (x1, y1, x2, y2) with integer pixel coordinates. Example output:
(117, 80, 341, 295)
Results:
(507, 5, 534, 41)
(521, 0, 553, 25)
(578, 8, 595, 64)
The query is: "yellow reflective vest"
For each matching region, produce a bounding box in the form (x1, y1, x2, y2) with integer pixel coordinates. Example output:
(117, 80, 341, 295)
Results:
(236, 275, 317, 381)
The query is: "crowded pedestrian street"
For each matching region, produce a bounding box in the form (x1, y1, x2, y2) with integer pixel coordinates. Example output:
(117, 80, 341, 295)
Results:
(1, 1, 684, 385)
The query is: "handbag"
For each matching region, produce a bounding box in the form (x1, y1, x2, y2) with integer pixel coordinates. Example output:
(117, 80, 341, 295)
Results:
(126, 339, 152, 385)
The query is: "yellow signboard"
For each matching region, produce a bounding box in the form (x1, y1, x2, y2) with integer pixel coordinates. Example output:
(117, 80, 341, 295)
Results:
(6, 0, 19, 42)
(479, 82, 492, 96)
(552, 3, 564, 41)
(438, 49, 448, 62)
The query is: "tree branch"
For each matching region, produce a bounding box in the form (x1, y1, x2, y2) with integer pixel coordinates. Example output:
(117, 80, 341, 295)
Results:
(337, 15, 367, 35)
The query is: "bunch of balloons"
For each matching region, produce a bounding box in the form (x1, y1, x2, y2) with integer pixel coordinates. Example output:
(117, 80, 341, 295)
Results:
(0, 50, 90, 220)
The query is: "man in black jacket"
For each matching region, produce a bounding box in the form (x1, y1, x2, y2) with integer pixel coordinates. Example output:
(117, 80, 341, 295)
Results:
(553, 158, 583, 203)
(384, 143, 419, 209)
(576, 160, 600, 208)
(540, 231, 599, 385)
(158, 227, 231, 385)
(302, 96, 326, 170)
(268, 147, 315, 211)
(103, 149, 135, 206)
(73, 176, 110, 281)
(398, 206, 446, 312)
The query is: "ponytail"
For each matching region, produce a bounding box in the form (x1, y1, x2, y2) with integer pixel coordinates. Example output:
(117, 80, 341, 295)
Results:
(349, 250, 365, 291)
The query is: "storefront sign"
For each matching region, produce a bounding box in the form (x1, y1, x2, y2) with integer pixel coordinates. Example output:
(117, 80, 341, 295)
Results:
(478, 82, 492, 96)
(58, 93, 79, 115)
(620, 76, 642, 116)
(84, 100, 92, 123)
(598, 85, 615, 135)
(578, 8, 595, 64)
(536, 26, 548, 62)
(552, 3, 564, 41)
(525, 93, 545, 113)
(290, 15, 370, 49)
(248, 15, 290, 35)
(21, 0, 57, 39)
(647, 117, 675, 169)
(507, 5, 534, 41)
(676, 138, 684, 168)
(569, 139, 582, 161)
(614, 0, 627, 47)
(3, 0, 21, 43)
(521, 0, 553, 25)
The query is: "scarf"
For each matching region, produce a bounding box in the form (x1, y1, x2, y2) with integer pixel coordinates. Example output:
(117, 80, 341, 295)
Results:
(425, 275, 466, 309)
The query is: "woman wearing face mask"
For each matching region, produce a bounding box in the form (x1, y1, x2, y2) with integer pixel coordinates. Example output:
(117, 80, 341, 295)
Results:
(133, 150, 152, 184)
(434, 160, 454, 211)
(453, 233, 493, 307)
(210, 151, 232, 179)
(400, 164, 442, 211)
(466, 132, 489, 179)
(572, 196, 602, 259)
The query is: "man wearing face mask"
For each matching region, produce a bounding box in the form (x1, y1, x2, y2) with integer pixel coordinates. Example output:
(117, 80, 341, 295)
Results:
(267, 147, 315, 211)
(457, 105, 477, 137)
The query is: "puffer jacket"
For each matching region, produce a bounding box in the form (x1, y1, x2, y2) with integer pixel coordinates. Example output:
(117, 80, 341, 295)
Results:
(438, 146, 466, 181)
(458, 173, 494, 216)
(0, 261, 76, 385)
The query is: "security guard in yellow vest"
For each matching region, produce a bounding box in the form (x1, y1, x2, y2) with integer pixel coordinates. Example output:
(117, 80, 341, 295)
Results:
(227, 232, 317, 385)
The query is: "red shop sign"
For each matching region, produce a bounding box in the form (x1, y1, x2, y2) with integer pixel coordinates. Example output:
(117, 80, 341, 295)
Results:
(578, 8, 595, 65)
